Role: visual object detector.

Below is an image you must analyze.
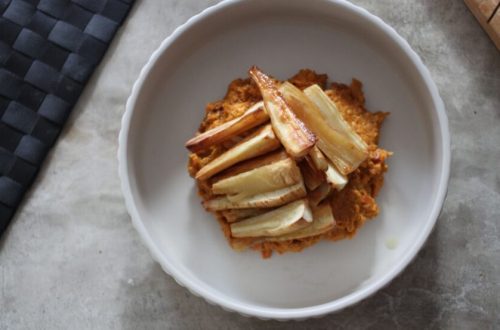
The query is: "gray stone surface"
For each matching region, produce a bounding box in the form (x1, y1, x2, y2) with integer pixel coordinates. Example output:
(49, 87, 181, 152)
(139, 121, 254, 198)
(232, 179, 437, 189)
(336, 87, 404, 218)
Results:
(1, 0, 499, 328)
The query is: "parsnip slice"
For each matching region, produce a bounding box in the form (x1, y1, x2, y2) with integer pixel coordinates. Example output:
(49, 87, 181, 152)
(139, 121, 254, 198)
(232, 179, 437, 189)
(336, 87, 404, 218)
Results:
(212, 149, 288, 182)
(230, 199, 311, 238)
(324, 161, 348, 191)
(303, 202, 314, 222)
(280, 82, 368, 175)
(213, 158, 301, 199)
(309, 182, 331, 206)
(222, 208, 270, 223)
(265, 202, 335, 241)
(195, 124, 280, 180)
(304, 85, 368, 154)
(185, 101, 268, 153)
(249, 66, 316, 158)
(308, 146, 328, 171)
(203, 182, 306, 211)
(299, 158, 324, 191)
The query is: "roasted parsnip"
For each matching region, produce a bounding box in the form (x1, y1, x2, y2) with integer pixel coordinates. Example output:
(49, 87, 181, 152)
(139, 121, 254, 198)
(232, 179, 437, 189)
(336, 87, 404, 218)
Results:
(249, 66, 316, 158)
(221, 208, 270, 223)
(280, 82, 368, 174)
(324, 161, 348, 191)
(309, 182, 332, 206)
(230, 199, 312, 238)
(308, 145, 328, 171)
(265, 202, 335, 241)
(195, 124, 280, 180)
(203, 182, 306, 211)
(299, 158, 325, 191)
(213, 158, 302, 201)
(185, 101, 268, 152)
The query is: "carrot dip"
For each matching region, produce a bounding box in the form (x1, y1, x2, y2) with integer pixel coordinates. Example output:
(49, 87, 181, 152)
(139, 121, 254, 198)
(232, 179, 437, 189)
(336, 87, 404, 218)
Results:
(187, 69, 391, 258)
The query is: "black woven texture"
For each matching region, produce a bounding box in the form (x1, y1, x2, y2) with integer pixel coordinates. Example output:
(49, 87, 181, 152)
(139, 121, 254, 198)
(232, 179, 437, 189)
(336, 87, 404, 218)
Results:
(0, 0, 134, 235)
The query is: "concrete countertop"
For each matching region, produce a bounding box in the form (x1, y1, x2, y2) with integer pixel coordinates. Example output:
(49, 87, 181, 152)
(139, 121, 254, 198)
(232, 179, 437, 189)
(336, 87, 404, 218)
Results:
(1, 0, 499, 328)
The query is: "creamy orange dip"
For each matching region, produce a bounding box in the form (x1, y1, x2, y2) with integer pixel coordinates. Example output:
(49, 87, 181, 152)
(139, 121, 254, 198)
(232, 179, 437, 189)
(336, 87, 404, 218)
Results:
(188, 70, 390, 258)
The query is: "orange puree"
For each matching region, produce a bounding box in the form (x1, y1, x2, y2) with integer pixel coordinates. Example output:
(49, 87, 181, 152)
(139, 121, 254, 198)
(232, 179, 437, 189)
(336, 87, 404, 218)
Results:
(188, 70, 390, 258)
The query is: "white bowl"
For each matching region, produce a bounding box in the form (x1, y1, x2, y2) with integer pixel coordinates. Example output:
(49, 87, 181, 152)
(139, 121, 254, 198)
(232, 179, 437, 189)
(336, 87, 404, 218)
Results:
(118, 0, 450, 320)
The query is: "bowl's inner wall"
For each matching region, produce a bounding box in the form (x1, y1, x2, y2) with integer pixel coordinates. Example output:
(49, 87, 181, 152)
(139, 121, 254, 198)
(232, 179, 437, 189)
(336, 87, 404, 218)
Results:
(126, 0, 442, 309)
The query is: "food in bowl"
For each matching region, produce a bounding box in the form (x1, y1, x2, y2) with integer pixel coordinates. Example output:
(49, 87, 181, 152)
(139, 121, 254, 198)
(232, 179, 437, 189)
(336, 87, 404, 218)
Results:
(186, 67, 391, 258)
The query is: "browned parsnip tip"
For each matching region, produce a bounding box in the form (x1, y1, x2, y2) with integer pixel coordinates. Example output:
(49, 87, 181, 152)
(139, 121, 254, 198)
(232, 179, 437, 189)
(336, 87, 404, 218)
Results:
(195, 124, 280, 181)
(185, 101, 268, 153)
(248, 66, 316, 158)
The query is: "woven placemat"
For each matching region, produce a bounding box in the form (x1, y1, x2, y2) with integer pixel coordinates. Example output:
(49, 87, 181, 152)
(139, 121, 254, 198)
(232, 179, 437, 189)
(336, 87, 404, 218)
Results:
(0, 0, 134, 236)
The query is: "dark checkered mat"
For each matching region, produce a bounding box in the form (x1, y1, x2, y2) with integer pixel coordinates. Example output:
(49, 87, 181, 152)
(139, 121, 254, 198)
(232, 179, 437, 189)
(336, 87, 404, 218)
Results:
(0, 0, 134, 236)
